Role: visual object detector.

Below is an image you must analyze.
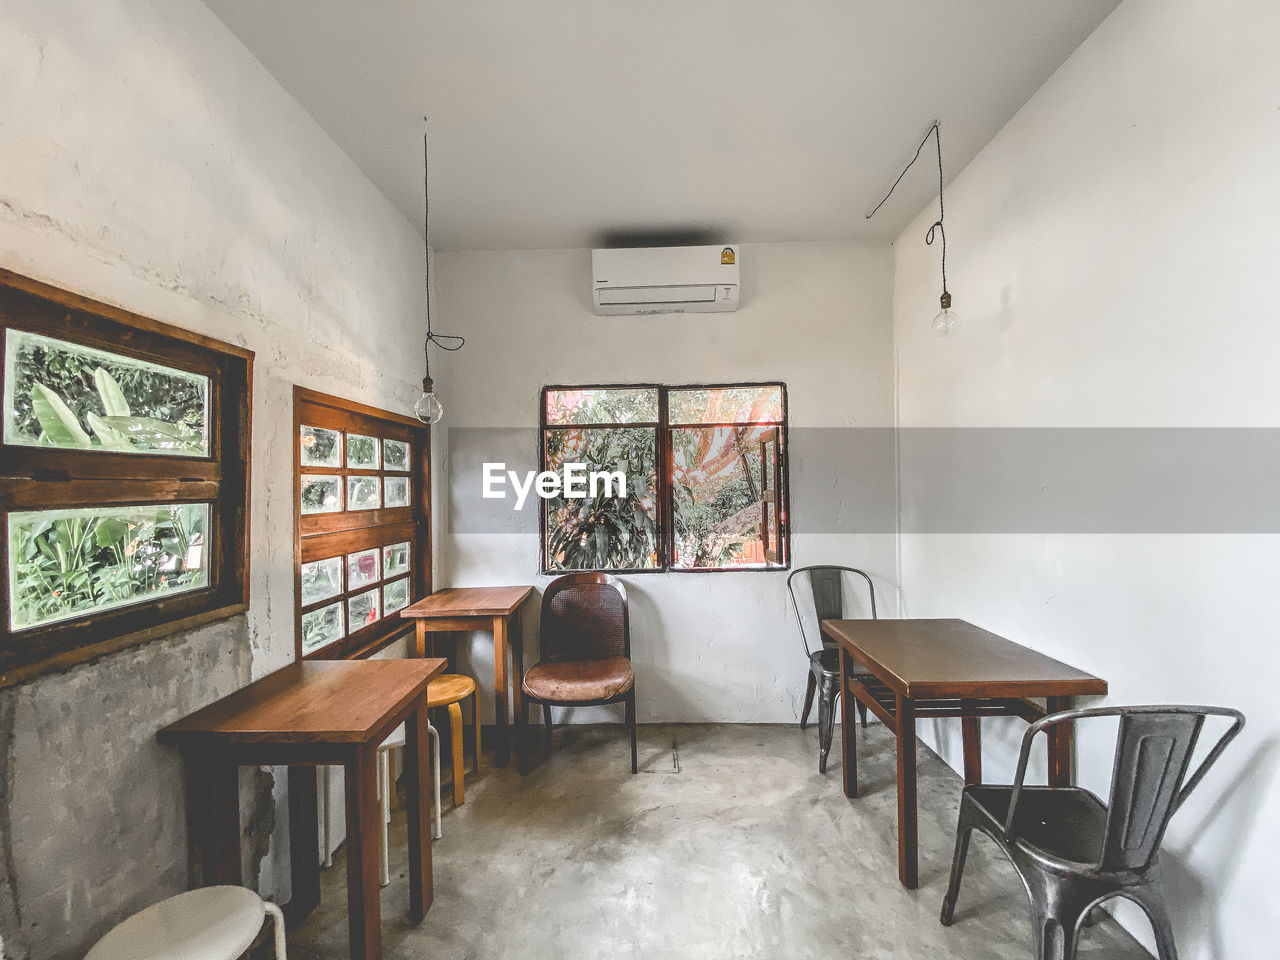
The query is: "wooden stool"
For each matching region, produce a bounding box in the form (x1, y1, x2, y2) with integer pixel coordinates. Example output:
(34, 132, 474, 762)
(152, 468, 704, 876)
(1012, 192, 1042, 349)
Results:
(428, 673, 479, 806)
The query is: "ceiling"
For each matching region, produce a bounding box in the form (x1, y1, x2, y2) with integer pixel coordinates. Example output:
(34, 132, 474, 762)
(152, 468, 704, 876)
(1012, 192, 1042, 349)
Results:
(203, 0, 1120, 251)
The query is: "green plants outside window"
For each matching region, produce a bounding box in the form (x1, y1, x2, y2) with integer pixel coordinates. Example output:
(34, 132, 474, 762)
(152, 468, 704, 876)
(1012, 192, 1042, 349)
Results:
(3, 330, 209, 455)
(8, 503, 209, 631)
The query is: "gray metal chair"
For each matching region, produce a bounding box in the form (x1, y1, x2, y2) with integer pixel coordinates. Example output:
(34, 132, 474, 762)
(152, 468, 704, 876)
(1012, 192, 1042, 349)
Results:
(940, 704, 1245, 960)
(786, 565, 877, 773)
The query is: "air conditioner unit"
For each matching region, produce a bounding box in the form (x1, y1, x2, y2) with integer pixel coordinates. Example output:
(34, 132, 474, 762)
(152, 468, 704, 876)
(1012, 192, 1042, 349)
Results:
(591, 245, 740, 315)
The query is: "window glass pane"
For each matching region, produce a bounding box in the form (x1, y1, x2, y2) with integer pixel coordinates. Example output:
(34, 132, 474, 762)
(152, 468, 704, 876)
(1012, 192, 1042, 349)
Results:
(670, 425, 777, 569)
(382, 439, 409, 471)
(8, 503, 209, 630)
(544, 426, 658, 571)
(384, 476, 410, 508)
(3, 330, 210, 455)
(300, 425, 341, 467)
(300, 475, 342, 514)
(301, 600, 344, 653)
(346, 476, 381, 511)
(668, 385, 783, 425)
(348, 588, 380, 631)
(346, 433, 380, 469)
(300, 556, 343, 605)
(545, 387, 659, 425)
(383, 541, 411, 578)
(383, 577, 410, 615)
(346, 548, 380, 590)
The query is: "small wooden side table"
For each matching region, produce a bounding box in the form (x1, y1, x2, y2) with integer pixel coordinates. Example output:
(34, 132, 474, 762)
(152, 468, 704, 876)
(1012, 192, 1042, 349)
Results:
(400, 585, 533, 767)
(159, 658, 446, 960)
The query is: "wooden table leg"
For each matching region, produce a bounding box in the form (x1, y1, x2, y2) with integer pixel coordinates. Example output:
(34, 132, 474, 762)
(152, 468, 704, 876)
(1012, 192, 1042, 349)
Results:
(404, 700, 433, 922)
(287, 766, 321, 923)
(414, 620, 428, 658)
(509, 610, 525, 772)
(1045, 695, 1073, 787)
(962, 713, 982, 786)
(840, 648, 857, 799)
(895, 694, 919, 889)
(345, 746, 383, 960)
(185, 752, 241, 886)
(492, 615, 510, 768)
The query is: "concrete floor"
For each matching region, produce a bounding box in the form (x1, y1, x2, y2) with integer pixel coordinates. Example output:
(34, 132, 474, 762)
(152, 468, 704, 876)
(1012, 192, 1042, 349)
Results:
(286, 723, 1151, 959)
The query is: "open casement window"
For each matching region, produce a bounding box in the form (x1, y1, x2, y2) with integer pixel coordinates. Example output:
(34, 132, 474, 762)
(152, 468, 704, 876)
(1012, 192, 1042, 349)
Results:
(760, 427, 786, 565)
(294, 387, 430, 660)
(0, 269, 252, 687)
(540, 383, 788, 573)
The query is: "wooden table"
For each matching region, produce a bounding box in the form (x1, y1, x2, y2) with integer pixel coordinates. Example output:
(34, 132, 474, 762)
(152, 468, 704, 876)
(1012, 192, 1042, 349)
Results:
(400, 586, 533, 768)
(158, 658, 446, 960)
(820, 618, 1106, 889)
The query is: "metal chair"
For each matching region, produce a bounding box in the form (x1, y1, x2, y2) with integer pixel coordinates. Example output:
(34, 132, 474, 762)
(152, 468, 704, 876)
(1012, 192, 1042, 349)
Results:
(518, 572, 637, 774)
(940, 704, 1246, 960)
(786, 565, 876, 772)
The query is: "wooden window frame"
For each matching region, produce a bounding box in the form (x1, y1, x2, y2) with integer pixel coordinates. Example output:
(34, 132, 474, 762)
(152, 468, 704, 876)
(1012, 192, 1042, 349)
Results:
(0, 269, 253, 688)
(293, 386, 431, 661)
(539, 381, 789, 574)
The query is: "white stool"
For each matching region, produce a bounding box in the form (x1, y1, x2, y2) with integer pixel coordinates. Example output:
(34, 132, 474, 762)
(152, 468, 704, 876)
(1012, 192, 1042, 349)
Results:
(84, 885, 285, 960)
(378, 722, 442, 886)
(317, 723, 442, 881)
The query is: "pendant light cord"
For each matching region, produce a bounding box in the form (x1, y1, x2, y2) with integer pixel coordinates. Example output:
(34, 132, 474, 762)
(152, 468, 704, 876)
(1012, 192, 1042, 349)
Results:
(422, 120, 464, 381)
(866, 121, 949, 298)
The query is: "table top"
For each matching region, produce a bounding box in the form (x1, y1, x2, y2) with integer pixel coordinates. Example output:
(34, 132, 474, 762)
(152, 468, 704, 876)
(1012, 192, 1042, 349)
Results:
(400, 585, 533, 619)
(820, 618, 1106, 700)
(158, 659, 446, 746)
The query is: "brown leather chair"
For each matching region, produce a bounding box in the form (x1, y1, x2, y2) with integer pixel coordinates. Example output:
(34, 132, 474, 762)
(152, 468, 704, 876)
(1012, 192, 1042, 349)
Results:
(517, 572, 637, 774)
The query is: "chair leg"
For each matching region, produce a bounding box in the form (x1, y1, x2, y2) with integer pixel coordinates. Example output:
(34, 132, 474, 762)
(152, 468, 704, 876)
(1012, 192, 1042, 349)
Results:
(428, 723, 442, 840)
(447, 701, 465, 806)
(377, 749, 391, 887)
(542, 703, 554, 759)
(318, 765, 332, 868)
(517, 691, 530, 775)
(817, 675, 838, 773)
(1132, 887, 1180, 960)
(858, 699, 869, 729)
(800, 670, 817, 730)
(627, 692, 638, 774)
(940, 822, 974, 925)
(471, 690, 481, 775)
(1031, 913, 1083, 960)
(263, 899, 288, 959)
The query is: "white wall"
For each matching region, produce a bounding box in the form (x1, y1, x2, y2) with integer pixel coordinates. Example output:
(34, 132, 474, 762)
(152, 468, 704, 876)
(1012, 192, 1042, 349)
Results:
(892, 0, 1280, 957)
(436, 243, 897, 723)
(0, 1, 423, 955)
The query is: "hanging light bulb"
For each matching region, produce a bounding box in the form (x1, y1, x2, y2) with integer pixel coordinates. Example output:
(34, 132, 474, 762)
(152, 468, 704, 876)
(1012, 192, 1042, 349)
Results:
(414, 376, 445, 424)
(932, 291, 960, 337)
(866, 120, 960, 337)
(413, 119, 464, 425)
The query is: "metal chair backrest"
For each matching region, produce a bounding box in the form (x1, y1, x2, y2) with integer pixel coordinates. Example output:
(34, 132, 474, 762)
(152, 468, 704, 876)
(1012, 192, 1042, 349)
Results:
(540, 572, 630, 661)
(786, 565, 877, 657)
(1007, 705, 1245, 873)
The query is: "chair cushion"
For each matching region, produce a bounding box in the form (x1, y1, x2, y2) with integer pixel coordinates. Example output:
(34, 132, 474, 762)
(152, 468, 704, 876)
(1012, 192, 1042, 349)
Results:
(522, 656, 634, 703)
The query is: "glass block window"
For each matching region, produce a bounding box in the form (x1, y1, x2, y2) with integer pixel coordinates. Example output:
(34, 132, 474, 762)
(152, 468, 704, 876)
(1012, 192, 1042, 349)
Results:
(294, 387, 428, 658)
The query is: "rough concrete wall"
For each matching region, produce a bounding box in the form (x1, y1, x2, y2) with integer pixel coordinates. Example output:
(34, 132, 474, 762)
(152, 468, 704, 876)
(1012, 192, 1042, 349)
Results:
(2, 621, 250, 959)
(0, 0, 426, 956)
